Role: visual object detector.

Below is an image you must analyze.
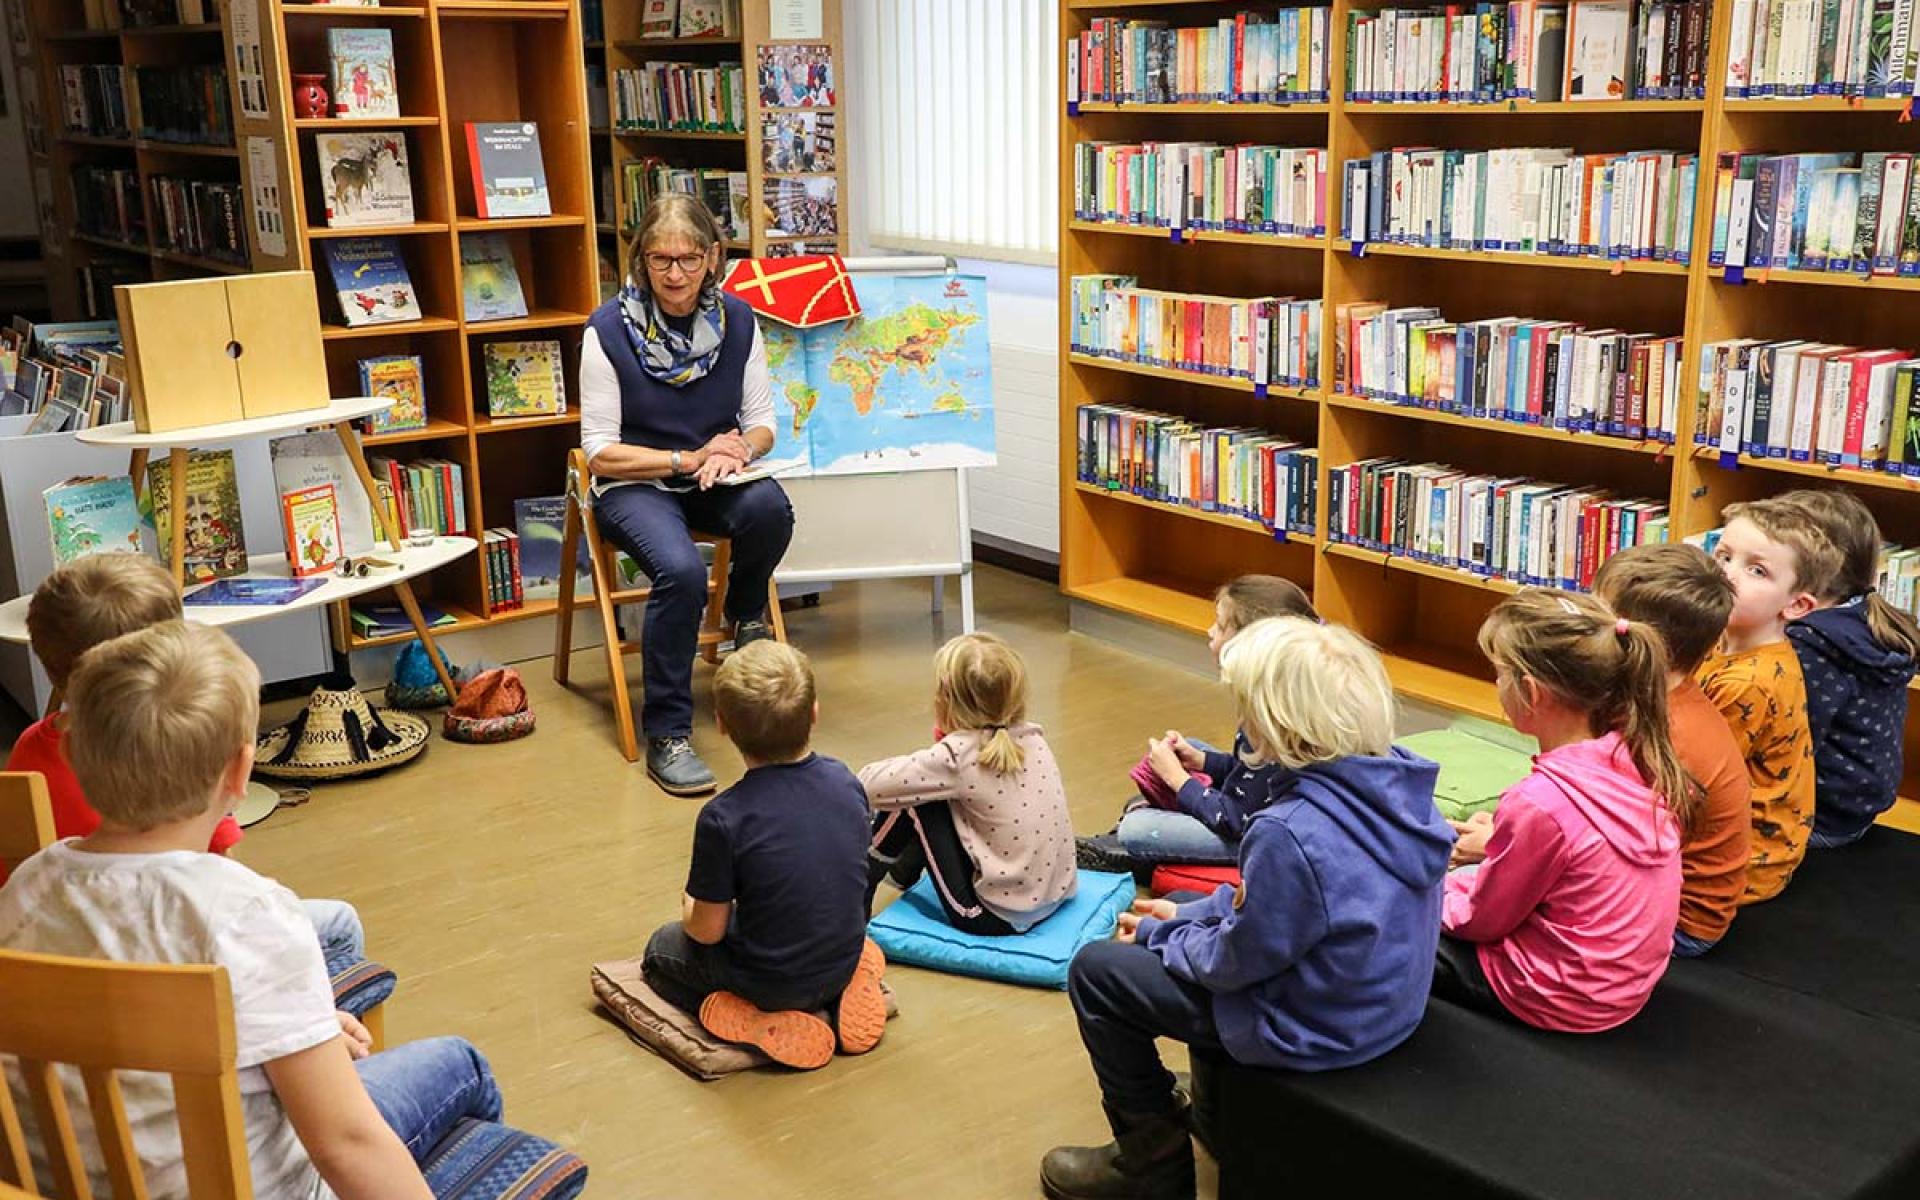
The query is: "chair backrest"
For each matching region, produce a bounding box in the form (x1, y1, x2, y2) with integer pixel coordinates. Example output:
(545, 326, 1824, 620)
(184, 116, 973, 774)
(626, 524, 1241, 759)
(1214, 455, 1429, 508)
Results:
(0, 774, 55, 876)
(0, 948, 252, 1199)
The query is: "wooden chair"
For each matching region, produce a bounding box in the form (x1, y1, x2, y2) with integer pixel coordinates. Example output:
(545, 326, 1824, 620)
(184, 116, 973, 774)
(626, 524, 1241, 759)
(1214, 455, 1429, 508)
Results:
(0, 771, 387, 1054)
(553, 448, 787, 762)
(0, 947, 252, 1199)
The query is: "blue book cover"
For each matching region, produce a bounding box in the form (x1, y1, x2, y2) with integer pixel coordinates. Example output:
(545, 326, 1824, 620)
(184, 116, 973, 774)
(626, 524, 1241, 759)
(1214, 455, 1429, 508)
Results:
(322, 237, 422, 327)
(512, 495, 592, 602)
(184, 577, 329, 607)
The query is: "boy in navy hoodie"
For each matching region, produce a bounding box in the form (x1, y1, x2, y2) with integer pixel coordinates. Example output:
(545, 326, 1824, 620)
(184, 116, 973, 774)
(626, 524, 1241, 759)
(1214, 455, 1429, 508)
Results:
(1780, 489, 1920, 846)
(1041, 618, 1452, 1200)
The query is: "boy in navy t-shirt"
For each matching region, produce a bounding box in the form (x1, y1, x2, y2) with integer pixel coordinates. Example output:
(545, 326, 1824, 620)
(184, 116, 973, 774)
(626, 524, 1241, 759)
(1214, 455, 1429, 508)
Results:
(641, 640, 885, 1069)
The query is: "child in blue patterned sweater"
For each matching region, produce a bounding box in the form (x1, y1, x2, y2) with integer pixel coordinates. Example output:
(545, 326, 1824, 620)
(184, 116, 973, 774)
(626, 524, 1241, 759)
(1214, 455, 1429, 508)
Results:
(1779, 489, 1920, 848)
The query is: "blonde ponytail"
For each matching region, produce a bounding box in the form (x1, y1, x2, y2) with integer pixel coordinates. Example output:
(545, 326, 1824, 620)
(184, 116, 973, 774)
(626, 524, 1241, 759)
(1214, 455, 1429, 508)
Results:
(932, 633, 1030, 775)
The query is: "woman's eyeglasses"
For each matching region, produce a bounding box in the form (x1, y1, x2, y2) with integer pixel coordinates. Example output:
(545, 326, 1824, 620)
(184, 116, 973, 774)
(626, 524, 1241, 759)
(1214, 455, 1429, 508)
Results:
(643, 252, 710, 275)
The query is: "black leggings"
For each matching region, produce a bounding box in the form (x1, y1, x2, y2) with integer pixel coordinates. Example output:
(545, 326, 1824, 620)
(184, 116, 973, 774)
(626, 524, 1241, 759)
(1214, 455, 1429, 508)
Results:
(867, 802, 1016, 937)
(1431, 935, 1518, 1022)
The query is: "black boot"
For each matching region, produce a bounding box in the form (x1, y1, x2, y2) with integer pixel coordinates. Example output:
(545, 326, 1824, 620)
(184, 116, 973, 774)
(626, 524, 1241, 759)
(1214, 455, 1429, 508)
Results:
(1040, 1101, 1196, 1200)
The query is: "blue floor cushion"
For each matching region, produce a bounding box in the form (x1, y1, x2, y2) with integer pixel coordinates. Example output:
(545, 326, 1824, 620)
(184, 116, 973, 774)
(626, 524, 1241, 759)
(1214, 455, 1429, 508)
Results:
(868, 869, 1136, 989)
(421, 1118, 588, 1200)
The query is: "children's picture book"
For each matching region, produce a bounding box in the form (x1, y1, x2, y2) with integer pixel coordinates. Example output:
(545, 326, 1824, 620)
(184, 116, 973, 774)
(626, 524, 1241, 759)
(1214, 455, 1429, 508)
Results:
(512, 494, 592, 601)
(466, 122, 552, 219)
(482, 340, 566, 418)
(282, 483, 344, 577)
(45, 475, 145, 565)
(639, 0, 679, 38)
(677, 0, 733, 37)
(145, 448, 248, 583)
(358, 354, 428, 435)
(762, 111, 835, 173)
(269, 431, 381, 554)
(328, 27, 399, 118)
(1565, 0, 1631, 100)
(322, 237, 422, 327)
(315, 132, 414, 227)
(460, 233, 530, 322)
(184, 576, 329, 607)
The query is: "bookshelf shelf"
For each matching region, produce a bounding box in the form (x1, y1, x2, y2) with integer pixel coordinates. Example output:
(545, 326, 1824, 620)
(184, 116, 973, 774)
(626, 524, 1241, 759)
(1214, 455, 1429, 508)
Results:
(294, 116, 442, 130)
(364, 418, 471, 447)
(307, 222, 453, 239)
(610, 36, 743, 48)
(134, 140, 239, 158)
(453, 214, 589, 231)
(1721, 97, 1912, 112)
(1066, 352, 1318, 402)
(1688, 448, 1920, 494)
(282, 4, 430, 14)
(1065, 220, 1325, 251)
(1073, 101, 1330, 115)
(149, 249, 247, 273)
(437, 1, 573, 19)
(1323, 542, 1526, 597)
(473, 411, 581, 434)
(60, 134, 136, 150)
(1073, 481, 1317, 544)
(322, 317, 465, 341)
(1345, 99, 1706, 114)
(464, 308, 592, 333)
(1323, 393, 1674, 457)
(346, 602, 487, 650)
(1341, 242, 1691, 277)
(118, 22, 221, 36)
(70, 232, 151, 256)
(609, 127, 749, 142)
(1065, 575, 1219, 636)
(1707, 267, 1920, 292)
(1377, 647, 1504, 721)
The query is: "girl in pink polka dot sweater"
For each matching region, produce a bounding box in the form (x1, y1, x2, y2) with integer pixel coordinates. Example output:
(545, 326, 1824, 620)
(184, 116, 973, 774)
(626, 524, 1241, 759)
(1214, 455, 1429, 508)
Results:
(858, 633, 1078, 936)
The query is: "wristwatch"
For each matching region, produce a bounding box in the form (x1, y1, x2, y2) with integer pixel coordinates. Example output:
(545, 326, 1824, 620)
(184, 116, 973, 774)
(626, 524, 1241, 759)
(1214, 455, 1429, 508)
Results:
(670, 449, 684, 474)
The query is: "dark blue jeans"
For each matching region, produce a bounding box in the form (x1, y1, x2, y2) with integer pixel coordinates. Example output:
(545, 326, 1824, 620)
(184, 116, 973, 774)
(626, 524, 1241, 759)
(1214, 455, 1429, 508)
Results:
(355, 1036, 504, 1164)
(592, 478, 794, 737)
(1069, 939, 1223, 1116)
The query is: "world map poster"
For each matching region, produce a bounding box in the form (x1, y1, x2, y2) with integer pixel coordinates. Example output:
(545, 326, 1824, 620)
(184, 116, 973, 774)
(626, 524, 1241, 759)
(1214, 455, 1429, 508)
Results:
(758, 272, 996, 477)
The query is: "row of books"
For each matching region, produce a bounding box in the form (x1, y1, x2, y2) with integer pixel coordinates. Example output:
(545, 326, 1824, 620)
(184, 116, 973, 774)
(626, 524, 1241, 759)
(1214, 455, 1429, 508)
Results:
(1694, 340, 1920, 472)
(1075, 404, 1320, 536)
(1065, 10, 1335, 105)
(369, 455, 468, 539)
(134, 65, 232, 146)
(1724, 0, 1920, 98)
(315, 124, 552, 229)
(619, 159, 749, 238)
(1070, 142, 1328, 236)
(1346, 1, 1710, 104)
(482, 528, 526, 612)
(150, 175, 245, 264)
(59, 66, 130, 139)
(638, 0, 740, 38)
(1336, 302, 1685, 441)
(613, 62, 748, 133)
(1, 320, 128, 433)
(70, 165, 144, 245)
(1875, 543, 1920, 621)
(1710, 151, 1920, 277)
(1068, 275, 1324, 388)
(1340, 147, 1700, 264)
(1328, 457, 1672, 589)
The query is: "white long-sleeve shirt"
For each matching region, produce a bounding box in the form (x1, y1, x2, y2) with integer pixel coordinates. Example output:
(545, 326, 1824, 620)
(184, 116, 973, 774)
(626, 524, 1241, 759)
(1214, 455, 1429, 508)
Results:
(578, 320, 775, 493)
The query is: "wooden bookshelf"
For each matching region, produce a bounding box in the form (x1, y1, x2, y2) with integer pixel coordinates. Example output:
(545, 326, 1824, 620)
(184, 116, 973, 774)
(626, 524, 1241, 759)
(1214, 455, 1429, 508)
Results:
(242, 0, 598, 650)
(17, 0, 281, 319)
(1059, 0, 1920, 818)
(585, 0, 847, 298)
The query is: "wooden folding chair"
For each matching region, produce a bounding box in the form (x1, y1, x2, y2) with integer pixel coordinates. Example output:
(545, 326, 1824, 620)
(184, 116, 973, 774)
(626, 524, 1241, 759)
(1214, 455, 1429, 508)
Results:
(552, 448, 787, 762)
(0, 948, 252, 1199)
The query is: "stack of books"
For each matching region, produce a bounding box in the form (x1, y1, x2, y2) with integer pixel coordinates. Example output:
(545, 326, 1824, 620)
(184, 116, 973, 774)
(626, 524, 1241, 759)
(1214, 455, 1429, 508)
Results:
(1069, 275, 1323, 388)
(1335, 301, 1684, 442)
(1066, 10, 1334, 105)
(1071, 142, 1328, 236)
(1328, 458, 1671, 588)
(1723, 0, 1920, 98)
(1346, 1, 1709, 103)
(1694, 339, 1920, 472)
(613, 62, 747, 133)
(483, 528, 524, 612)
(1076, 403, 1319, 535)
(1, 320, 130, 432)
(1708, 151, 1920, 277)
(619, 158, 749, 237)
(1340, 146, 1699, 263)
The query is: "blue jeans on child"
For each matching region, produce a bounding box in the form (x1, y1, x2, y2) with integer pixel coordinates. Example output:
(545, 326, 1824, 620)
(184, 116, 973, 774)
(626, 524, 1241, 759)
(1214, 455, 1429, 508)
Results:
(355, 1037, 504, 1164)
(1068, 939, 1223, 1117)
(592, 479, 794, 738)
(1808, 825, 1873, 850)
(1114, 809, 1238, 867)
(303, 899, 365, 975)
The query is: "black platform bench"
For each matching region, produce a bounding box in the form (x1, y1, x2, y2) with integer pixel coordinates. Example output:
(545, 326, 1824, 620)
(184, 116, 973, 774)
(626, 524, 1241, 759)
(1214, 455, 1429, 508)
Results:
(1190, 828, 1920, 1200)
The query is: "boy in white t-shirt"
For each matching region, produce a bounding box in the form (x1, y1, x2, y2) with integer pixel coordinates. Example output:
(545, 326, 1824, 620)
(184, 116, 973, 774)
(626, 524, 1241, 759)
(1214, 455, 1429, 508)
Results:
(0, 621, 503, 1199)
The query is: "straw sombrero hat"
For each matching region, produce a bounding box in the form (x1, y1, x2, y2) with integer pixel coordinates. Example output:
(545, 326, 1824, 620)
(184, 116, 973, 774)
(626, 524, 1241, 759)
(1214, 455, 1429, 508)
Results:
(254, 675, 431, 781)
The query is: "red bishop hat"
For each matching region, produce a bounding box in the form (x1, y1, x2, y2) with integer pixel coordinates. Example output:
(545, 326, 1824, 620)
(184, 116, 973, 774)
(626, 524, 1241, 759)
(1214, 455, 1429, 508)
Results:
(721, 254, 862, 329)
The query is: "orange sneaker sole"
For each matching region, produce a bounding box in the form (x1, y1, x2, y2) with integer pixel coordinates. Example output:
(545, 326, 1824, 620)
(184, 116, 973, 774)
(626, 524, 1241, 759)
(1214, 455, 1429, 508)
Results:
(698, 992, 834, 1070)
(836, 938, 888, 1056)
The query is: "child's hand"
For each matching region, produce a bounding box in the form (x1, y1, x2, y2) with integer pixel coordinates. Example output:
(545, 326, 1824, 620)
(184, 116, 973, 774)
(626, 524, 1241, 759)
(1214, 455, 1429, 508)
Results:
(1448, 812, 1495, 868)
(1147, 737, 1189, 790)
(1163, 731, 1206, 772)
(335, 1010, 373, 1061)
(1116, 897, 1179, 942)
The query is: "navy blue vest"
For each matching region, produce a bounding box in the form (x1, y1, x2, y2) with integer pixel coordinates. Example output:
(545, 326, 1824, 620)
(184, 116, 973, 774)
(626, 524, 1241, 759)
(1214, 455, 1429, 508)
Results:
(586, 292, 754, 452)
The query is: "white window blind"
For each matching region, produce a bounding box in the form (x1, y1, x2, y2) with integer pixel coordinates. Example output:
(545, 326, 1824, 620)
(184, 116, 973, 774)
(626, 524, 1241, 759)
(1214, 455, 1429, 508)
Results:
(848, 0, 1058, 265)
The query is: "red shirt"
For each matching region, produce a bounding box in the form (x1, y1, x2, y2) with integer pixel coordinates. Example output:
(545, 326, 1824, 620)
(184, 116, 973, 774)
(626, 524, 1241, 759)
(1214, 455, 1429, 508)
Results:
(2, 716, 243, 883)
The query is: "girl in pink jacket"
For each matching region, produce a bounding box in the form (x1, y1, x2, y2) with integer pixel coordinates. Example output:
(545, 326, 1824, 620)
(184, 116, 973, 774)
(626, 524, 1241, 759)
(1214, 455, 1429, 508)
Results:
(1438, 589, 1691, 1033)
